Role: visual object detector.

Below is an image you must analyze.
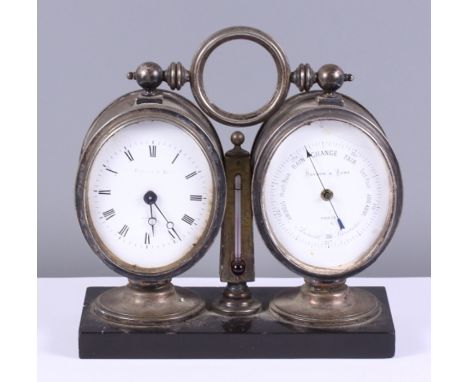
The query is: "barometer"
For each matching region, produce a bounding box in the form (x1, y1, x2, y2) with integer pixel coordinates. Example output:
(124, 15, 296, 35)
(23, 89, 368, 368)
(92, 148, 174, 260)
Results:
(252, 64, 403, 327)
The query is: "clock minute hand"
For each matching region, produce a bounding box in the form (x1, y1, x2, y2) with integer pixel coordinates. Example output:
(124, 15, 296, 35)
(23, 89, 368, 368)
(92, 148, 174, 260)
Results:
(305, 146, 345, 230)
(154, 203, 182, 241)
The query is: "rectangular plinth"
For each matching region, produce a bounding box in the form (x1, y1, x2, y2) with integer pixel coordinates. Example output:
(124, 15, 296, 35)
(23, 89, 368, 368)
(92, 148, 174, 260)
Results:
(79, 286, 395, 359)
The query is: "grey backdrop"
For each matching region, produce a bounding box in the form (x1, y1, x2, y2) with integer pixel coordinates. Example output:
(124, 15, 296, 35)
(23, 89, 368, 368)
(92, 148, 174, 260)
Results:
(38, 0, 430, 277)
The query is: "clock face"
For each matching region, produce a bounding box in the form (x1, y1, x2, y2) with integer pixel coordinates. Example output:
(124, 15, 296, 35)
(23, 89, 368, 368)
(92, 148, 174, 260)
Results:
(86, 120, 214, 270)
(261, 119, 394, 274)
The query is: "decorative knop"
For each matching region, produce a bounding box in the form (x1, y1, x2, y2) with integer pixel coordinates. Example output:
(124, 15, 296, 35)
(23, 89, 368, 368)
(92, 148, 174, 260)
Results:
(290, 63, 316, 92)
(230, 131, 245, 147)
(164, 62, 190, 90)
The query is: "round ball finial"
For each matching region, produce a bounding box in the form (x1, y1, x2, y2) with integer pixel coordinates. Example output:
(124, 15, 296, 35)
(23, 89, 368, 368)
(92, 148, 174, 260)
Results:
(231, 131, 245, 147)
(317, 64, 348, 93)
(133, 62, 163, 93)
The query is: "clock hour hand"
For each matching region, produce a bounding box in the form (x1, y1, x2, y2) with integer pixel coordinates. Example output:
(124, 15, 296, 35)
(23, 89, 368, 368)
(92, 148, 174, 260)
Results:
(305, 146, 345, 230)
(143, 191, 158, 236)
(148, 204, 156, 236)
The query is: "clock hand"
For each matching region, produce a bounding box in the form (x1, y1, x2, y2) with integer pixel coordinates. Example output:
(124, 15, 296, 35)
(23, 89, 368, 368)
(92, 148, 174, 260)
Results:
(143, 191, 158, 237)
(154, 202, 182, 241)
(143, 190, 181, 240)
(305, 146, 345, 230)
(148, 204, 156, 236)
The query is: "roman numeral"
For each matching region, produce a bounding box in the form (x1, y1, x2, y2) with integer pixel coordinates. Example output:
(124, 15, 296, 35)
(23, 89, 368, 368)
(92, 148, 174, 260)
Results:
(185, 171, 199, 179)
(190, 195, 202, 201)
(181, 214, 195, 225)
(149, 143, 157, 158)
(103, 165, 118, 174)
(124, 147, 134, 161)
(171, 150, 181, 164)
(145, 232, 150, 245)
(102, 209, 116, 220)
(118, 225, 129, 237)
(97, 190, 111, 195)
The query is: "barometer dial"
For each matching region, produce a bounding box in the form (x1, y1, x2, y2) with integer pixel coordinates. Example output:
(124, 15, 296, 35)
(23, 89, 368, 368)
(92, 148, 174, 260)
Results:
(263, 119, 393, 273)
(253, 107, 402, 279)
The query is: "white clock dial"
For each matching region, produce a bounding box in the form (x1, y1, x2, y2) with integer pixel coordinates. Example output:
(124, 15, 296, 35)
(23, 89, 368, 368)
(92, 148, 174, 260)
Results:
(86, 120, 214, 269)
(262, 119, 393, 272)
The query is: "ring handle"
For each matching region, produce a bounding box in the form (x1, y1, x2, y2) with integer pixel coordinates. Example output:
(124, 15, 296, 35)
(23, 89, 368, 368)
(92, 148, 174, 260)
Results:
(190, 26, 291, 127)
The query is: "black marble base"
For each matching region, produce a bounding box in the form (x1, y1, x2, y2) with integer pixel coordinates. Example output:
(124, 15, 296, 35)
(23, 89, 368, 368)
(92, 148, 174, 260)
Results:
(79, 286, 395, 359)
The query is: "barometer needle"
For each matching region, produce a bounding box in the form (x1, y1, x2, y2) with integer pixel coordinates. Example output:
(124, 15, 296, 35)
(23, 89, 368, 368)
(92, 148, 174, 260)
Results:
(305, 146, 345, 230)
